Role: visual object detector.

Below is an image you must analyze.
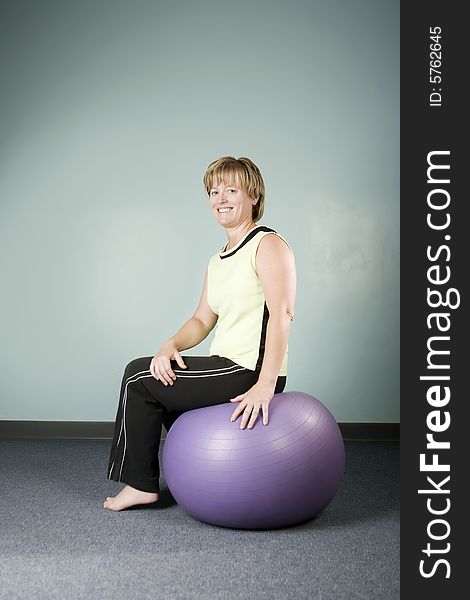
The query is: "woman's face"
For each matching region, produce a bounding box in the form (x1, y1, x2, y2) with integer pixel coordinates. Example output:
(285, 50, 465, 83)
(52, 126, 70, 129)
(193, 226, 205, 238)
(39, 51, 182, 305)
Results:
(209, 179, 256, 227)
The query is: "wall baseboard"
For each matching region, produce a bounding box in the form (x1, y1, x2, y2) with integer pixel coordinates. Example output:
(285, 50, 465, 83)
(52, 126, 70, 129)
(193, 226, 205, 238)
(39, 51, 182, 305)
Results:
(0, 420, 399, 441)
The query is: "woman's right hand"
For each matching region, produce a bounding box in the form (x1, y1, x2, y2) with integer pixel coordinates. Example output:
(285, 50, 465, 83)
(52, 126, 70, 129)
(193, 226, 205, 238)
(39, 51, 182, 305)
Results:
(150, 341, 187, 386)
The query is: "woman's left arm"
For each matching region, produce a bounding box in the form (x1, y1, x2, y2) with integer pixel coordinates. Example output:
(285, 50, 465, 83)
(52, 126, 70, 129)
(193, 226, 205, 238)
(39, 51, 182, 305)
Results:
(229, 235, 296, 428)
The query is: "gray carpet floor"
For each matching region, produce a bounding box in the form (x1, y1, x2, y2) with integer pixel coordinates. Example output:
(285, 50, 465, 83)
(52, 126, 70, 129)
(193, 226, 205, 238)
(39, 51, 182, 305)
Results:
(0, 440, 399, 600)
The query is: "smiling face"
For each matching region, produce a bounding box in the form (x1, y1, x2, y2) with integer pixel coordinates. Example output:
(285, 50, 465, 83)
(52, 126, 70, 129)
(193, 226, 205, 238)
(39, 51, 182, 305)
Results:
(209, 177, 257, 227)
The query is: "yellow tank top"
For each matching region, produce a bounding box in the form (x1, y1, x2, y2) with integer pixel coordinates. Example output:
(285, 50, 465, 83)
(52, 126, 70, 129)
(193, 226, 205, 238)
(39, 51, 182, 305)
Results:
(207, 225, 293, 375)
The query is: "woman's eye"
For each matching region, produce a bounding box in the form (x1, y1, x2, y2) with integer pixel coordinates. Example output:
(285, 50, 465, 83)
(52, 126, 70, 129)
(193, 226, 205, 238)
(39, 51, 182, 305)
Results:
(210, 189, 236, 195)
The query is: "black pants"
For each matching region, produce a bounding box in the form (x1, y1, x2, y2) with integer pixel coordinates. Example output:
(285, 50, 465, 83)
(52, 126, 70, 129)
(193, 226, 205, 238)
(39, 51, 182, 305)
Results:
(107, 354, 287, 493)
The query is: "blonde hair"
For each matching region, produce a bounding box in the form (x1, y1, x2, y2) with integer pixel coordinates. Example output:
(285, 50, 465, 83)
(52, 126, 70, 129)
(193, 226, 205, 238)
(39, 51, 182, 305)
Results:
(203, 156, 265, 222)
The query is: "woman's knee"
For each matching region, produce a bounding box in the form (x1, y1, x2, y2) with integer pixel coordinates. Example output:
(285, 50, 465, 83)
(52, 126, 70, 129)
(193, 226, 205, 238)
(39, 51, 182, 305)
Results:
(123, 356, 152, 380)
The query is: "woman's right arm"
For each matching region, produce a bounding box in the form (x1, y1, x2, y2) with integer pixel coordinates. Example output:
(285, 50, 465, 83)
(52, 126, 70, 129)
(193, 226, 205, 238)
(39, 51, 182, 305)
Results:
(150, 270, 218, 385)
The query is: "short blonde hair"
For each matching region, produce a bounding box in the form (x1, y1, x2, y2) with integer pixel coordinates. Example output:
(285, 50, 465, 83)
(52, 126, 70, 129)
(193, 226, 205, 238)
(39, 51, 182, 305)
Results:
(203, 156, 265, 222)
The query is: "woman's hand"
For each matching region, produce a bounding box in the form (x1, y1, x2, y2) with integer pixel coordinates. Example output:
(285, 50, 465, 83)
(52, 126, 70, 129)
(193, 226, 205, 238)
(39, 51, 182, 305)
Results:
(229, 380, 276, 429)
(150, 341, 187, 386)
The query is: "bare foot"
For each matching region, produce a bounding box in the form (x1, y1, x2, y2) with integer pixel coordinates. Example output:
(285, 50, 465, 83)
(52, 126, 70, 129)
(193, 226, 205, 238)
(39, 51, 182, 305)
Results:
(103, 484, 159, 511)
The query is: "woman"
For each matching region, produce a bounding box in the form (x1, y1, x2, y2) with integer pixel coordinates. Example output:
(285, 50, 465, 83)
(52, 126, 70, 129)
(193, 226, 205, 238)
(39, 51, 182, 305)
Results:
(104, 156, 296, 511)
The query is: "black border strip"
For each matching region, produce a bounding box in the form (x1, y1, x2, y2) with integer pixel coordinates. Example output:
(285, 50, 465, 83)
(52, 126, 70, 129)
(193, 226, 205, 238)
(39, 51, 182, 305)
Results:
(0, 420, 399, 441)
(401, 1, 465, 595)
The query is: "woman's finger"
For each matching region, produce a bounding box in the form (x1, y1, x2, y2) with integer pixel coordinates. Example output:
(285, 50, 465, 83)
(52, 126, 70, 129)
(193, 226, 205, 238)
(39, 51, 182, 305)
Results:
(230, 393, 245, 403)
(166, 357, 178, 383)
(151, 355, 166, 382)
(230, 400, 247, 422)
(150, 357, 159, 380)
(152, 356, 169, 385)
(230, 407, 241, 421)
(262, 404, 269, 425)
(174, 351, 187, 369)
(240, 406, 254, 430)
(247, 406, 260, 429)
(161, 357, 175, 385)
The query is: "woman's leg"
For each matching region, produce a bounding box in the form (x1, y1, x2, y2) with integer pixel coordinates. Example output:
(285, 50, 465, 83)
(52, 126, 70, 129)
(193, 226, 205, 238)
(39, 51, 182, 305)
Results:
(105, 357, 165, 510)
(105, 354, 286, 510)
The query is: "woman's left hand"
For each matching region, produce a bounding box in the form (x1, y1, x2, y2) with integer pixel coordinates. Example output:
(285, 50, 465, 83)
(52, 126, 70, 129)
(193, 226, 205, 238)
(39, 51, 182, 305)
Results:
(229, 381, 276, 429)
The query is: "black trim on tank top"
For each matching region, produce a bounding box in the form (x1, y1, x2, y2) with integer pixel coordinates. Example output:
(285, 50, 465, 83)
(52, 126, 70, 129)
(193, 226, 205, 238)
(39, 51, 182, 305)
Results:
(219, 226, 277, 259)
(255, 302, 270, 371)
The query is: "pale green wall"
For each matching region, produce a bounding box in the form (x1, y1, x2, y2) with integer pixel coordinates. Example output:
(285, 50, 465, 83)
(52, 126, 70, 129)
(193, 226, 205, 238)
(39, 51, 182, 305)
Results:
(0, 0, 399, 422)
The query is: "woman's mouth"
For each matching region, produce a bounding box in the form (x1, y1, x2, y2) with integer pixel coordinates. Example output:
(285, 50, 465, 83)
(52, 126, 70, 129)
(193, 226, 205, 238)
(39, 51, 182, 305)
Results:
(217, 207, 233, 213)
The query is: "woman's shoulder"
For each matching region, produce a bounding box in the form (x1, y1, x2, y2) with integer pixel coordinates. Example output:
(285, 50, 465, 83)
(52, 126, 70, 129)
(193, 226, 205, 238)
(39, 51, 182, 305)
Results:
(250, 227, 294, 273)
(256, 227, 294, 255)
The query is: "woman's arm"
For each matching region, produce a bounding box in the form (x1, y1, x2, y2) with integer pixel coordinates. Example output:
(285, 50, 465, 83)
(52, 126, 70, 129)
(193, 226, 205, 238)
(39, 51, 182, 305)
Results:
(256, 234, 296, 388)
(229, 234, 296, 428)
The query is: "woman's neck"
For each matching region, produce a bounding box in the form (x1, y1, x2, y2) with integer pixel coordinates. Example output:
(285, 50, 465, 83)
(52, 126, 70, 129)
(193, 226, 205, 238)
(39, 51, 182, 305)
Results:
(224, 222, 258, 251)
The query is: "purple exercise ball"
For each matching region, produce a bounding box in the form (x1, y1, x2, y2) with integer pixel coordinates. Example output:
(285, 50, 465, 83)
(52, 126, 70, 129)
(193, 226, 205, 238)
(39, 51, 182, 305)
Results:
(162, 391, 345, 529)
